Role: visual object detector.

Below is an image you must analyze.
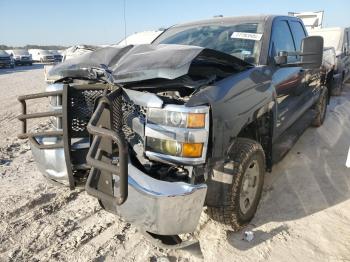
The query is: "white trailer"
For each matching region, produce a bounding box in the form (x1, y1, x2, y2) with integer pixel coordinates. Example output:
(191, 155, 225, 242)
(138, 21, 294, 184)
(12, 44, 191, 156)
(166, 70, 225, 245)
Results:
(288, 11, 324, 30)
(309, 27, 350, 83)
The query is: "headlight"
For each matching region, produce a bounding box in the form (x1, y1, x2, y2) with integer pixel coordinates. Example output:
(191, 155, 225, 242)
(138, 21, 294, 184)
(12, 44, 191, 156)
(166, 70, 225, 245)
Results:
(147, 108, 205, 129)
(145, 104, 209, 164)
(146, 137, 203, 158)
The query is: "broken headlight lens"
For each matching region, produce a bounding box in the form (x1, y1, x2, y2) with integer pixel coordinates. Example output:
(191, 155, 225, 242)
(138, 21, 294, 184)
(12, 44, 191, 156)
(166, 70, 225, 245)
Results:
(147, 108, 205, 128)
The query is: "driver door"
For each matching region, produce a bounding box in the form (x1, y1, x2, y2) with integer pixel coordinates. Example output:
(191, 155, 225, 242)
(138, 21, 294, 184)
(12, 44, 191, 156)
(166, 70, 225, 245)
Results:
(270, 18, 309, 139)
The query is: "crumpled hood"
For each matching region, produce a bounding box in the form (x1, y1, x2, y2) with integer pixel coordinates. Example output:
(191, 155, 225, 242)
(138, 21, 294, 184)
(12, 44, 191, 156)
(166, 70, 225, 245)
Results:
(47, 44, 253, 83)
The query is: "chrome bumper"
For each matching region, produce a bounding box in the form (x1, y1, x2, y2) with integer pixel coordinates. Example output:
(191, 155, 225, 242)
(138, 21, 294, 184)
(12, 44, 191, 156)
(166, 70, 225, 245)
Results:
(30, 136, 89, 183)
(30, 137, 67, 181)
(31, 133, 207, 235)
(84, 87, 208, 236)
(114, 164, 207, 235)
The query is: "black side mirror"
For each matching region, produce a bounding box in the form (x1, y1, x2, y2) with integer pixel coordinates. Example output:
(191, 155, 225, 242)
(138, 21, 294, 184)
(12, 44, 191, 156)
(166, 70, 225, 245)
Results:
(300, 36, 323, 69)
(274, 51, 288, 65)
(345, 47, 350, 56)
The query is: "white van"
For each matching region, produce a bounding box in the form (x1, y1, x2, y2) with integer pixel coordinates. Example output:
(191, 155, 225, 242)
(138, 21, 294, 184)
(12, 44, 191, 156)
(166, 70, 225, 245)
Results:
(28, 49, 55, 63)
(309, 27, 350, 85)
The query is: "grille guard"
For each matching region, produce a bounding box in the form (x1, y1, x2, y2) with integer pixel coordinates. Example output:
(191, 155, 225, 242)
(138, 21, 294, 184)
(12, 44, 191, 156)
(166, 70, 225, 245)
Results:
(17, 84, 107, 189)
(85, 87, 128, 205)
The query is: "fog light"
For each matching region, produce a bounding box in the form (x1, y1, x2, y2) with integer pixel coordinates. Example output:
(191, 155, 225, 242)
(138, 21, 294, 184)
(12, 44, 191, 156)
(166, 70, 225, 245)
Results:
(146, 137, 182, 156)
(146, 138, 203, 158)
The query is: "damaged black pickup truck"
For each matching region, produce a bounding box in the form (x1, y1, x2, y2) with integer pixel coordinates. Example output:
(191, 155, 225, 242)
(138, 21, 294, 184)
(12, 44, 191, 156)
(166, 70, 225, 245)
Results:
(18, 15, 327, 247)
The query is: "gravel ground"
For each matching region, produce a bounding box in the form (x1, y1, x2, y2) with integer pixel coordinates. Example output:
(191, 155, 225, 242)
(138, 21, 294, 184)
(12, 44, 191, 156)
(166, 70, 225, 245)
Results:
(1, 66, 350, 262)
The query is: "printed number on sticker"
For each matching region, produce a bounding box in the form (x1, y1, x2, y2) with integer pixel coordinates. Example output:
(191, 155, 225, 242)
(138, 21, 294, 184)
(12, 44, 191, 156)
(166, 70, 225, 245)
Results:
(231, 32, 263, 41)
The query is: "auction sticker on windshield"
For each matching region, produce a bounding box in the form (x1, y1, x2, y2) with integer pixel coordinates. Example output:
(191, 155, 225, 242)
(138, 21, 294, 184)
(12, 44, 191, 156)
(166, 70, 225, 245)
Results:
(231, 32, 263, 41)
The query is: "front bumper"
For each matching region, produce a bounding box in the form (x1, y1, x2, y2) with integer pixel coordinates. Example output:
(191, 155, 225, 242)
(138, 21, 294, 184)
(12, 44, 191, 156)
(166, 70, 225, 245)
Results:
(0, 61, 12, 66)
(85, 88, 207, 235)
(105, 163, 206, 235)
(30, 136, 89, 183)
(15, 59, 32, 65)
(41, 57, 55, 63)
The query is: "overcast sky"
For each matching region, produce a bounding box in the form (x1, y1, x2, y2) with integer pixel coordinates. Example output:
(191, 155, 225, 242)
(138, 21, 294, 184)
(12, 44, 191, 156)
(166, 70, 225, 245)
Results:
(1, 0, 349, 46)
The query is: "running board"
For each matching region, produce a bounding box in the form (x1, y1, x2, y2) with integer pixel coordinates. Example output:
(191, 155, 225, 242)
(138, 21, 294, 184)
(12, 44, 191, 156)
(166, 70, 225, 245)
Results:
(272, 109, 316, 164)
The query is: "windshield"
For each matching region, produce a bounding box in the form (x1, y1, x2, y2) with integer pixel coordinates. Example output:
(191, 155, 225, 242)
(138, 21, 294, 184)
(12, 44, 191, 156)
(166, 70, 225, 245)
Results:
(309, 29, 342, 51)
(40, 50, 52, 55)
(13, 49, 29, 55)
(0, 50, 9, 56)
(154, 22, 264, 64)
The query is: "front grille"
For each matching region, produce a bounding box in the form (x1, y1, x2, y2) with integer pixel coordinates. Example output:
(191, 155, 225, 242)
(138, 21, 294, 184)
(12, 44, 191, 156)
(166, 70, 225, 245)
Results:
(69, 89, 105, 135)
(108, 91, 146, 164)
(0, 57, 10, 61)
(112, 95, 145, 139)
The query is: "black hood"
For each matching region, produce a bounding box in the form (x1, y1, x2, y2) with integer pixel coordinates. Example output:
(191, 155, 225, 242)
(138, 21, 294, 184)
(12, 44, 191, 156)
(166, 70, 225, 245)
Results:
(47, 44, 253, 84)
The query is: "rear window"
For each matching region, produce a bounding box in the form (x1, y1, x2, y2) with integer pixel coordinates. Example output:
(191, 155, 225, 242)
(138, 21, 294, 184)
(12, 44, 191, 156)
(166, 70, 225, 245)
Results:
(0, 50, 9, 56)
(40, 50, 52, 55)
(13, 49, 29, 55)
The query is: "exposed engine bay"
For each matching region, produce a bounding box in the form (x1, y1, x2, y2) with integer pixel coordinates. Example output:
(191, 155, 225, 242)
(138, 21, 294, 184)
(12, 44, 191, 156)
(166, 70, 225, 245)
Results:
(44, 44, 251, 184)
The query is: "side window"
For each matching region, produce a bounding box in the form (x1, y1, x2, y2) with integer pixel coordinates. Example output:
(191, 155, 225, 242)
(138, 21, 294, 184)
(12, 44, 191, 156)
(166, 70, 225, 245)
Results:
(270, 20, 296, 63)
(289, 21, 306, 52)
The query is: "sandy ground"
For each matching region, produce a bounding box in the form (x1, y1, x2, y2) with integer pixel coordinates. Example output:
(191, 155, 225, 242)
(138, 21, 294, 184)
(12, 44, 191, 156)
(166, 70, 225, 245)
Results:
(1, 66, 350, 262)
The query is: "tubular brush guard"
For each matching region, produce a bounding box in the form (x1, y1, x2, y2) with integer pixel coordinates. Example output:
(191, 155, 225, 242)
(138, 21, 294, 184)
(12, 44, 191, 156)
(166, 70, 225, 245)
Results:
(85, 87, 128, 205)
(17, 84, 107, 189)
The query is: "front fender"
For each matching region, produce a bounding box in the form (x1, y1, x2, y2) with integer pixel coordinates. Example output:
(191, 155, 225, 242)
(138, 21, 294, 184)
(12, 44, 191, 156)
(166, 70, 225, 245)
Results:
(187, 66, 275, 164)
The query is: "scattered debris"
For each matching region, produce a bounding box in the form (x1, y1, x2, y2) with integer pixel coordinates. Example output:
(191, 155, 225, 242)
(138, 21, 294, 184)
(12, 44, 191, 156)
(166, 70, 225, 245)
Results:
(243, 231, 254, 242)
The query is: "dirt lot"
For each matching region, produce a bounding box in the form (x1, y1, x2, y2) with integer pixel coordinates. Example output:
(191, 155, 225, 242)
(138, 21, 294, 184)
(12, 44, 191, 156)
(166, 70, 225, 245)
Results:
(1, 66, 350, 262)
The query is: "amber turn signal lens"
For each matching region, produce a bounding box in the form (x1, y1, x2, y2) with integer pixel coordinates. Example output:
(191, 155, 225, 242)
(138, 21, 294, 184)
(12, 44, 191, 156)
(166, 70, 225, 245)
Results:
(182, 143, 203, 158)
(187, 113, 205, 128)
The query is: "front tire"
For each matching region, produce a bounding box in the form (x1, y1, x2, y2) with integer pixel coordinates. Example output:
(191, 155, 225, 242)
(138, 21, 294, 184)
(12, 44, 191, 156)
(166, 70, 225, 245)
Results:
(207, 138, 265, 231)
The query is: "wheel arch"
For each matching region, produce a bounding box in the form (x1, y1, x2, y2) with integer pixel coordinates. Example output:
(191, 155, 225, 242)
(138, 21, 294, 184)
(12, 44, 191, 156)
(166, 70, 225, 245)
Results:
(229, 104, 275, 171)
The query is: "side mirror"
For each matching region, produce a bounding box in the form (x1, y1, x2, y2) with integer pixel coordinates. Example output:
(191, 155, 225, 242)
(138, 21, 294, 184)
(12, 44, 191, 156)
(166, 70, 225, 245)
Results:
(345, 47, 350, 56)
(274, 51, 288, 65)
(300, 36, 323, 69)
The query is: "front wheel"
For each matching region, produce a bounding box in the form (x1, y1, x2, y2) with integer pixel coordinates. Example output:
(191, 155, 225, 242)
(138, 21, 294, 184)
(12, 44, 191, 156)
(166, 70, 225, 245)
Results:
(207, 138, 265, 231)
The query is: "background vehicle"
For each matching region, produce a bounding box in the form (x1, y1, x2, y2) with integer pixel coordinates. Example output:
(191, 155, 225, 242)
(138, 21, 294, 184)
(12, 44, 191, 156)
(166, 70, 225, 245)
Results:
(117, 30, 163, 46)
(0, 50, 14, 68)
(321, 47, 343, 96)
(309, 27, 350, 86)
(61, 45, 100, 61)
(288, 11, 324, 30)
(29, 49, 55, 63)
(18, 15, 327, 248)
(10, 49, 33, 66)
(49, 50, 63, 62)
